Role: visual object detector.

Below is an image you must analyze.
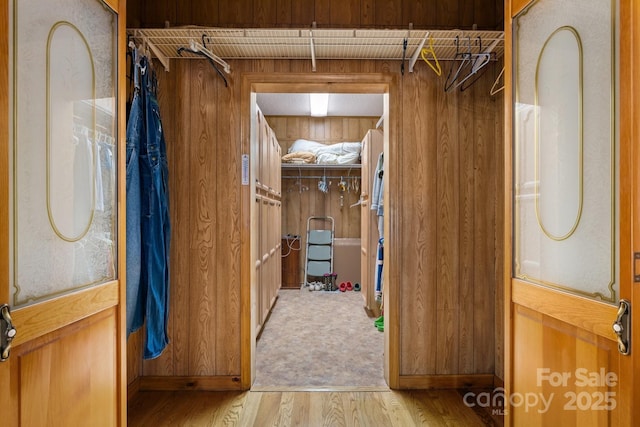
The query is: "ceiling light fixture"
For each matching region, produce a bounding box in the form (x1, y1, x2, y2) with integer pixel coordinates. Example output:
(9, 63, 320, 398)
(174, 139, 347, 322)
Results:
(309, 93, 329, 117)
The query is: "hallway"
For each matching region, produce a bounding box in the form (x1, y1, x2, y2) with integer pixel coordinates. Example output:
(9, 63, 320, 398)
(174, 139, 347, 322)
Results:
(254, 289, 385, 389)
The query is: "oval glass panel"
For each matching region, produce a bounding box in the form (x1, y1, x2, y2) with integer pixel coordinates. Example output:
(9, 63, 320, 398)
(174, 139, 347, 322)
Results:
(47, 22, 95, 242)
(535, 27, 583, 241)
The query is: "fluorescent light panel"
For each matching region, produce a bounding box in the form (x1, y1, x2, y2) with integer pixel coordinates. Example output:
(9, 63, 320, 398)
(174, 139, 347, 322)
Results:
(309, 93, 329, 117)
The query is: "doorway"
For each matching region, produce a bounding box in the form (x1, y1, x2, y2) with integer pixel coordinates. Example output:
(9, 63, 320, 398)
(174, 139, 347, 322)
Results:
(239, 74, 399, 389)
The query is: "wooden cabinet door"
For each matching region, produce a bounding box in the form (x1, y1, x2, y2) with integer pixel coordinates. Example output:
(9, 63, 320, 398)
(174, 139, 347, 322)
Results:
(505, 0, 637, 424)
(360, 132, 371, 306)
(360, 129, 383, 316)
(0, 0, 126, 425)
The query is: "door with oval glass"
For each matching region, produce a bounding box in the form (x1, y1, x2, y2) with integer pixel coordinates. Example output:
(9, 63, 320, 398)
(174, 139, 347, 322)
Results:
(505, 0, 638, 425)
(0, 0, 126, 424)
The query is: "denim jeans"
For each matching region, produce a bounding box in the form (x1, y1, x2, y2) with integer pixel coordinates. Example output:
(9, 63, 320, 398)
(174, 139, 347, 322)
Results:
(126, 53, 171, 359)
(126, 56, 144, 336)
(138, 59, 171, 359)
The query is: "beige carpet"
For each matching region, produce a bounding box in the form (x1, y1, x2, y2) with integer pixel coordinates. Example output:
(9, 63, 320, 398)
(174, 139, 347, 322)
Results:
(254, 288, 386, 389)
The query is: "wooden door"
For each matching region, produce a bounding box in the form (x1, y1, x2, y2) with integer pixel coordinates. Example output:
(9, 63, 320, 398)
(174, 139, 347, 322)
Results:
(0, 0, 126, 425)
(504, 0, 637, 425)
(360, 129, 383, 317)
(360, 131, 371, 308)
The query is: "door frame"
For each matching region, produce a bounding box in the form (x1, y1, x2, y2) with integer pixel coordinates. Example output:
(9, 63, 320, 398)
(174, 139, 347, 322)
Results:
(0, 0, 10, 416)
(503, 0, 639, 424)
(0, 0, 127, 423)
(240, 73, 400, 389)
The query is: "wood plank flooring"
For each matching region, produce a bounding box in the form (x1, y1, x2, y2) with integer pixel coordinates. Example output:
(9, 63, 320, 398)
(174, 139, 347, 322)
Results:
(128, 389, 502, 426)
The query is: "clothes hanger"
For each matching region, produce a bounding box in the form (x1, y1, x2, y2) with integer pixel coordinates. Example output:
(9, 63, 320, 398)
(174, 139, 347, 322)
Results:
(141, 37, 152, 63)
(420, 35, 442, 76)
(459, 59, 491, 91)
(198, 34, 231, 73)
(459, 36, 501, 92)
(177, 37, 229, 87)
(452, 37, 486, 91)
(444, 36, 495, 92)
(490, 66, 505, 95)
(401, 38, 408, 75)
(444, 36, 472, 92)
(126, 37, 138, 100)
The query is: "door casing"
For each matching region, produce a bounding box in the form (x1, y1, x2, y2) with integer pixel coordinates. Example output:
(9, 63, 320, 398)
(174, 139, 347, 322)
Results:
(239, 74, 399, 389)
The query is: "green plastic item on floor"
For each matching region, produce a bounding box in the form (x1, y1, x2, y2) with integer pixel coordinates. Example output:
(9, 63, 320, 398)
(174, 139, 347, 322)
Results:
(374, 316, 383, 330)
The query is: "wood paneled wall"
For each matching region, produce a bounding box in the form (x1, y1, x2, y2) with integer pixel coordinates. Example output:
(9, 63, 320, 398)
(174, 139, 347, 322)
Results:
(281, 168, 363, 238)
(127, 56, 504, 385)
(128, 58, 244, 382)
(268, 116, 378, 153)
(270, 116, 377, 290)
(127, 0, 504, 30)
(255, 110, 282, 333)
(126, 0, 505, 389)
(271, 116, 377, 241)
(399, 59, 503, 378)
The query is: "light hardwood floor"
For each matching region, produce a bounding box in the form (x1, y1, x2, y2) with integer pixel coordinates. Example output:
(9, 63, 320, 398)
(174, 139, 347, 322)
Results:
(128, 389, 501, 426)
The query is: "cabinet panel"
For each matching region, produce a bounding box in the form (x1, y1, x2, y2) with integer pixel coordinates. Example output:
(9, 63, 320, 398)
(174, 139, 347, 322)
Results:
(254, 110, 282, 336)
(361, 129, 383, 317)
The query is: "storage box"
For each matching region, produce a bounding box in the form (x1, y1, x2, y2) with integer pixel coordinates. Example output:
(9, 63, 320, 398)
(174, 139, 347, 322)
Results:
(333, 238, 361, 284)
(281, 235, 301, 288)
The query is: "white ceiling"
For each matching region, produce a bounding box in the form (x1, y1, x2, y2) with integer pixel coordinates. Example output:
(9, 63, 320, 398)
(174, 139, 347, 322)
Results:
(256, 93, 383, 117)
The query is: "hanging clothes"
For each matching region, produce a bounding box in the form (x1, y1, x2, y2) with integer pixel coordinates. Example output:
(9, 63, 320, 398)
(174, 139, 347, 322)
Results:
(126, 49, 171, 360)
(139, 55, 171, 359)
(370, 152, 384, 236)
(370, 153, 384, 216)
(371, 152, 384, 302)
(126, 48, 144, 336)
(375, 237, 384, 303)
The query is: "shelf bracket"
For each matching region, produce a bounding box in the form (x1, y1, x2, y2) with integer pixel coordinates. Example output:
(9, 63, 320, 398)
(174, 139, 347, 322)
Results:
(408, 31, 429, 73)
(138, 30, 170, 72)
(309, 24, 317, 72)
(132, 30, 170, 72)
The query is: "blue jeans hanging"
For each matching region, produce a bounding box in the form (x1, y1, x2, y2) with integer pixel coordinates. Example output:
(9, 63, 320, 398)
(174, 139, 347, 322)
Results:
(139, 58, 171, 359)
(126, 51, 144, 336)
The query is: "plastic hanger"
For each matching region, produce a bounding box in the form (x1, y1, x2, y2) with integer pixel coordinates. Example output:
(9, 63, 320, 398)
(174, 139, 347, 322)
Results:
(490, 67, 505, 95)
(444, 36, 472, 92)
(447, 36, 497, 92)
(455, 37, 488, 91)
(420, 35, 442, 76)
(177, 36, 229, 87)
(461, 35, 503, 92)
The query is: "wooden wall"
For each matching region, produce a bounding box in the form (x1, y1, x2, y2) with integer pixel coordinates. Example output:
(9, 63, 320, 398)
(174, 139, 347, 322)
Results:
(127, 0, 504, 30)
(281, 167, 363, 238)
(126, 0, 505, 389)
(128, 57, 243, 384)
(271, 116, 377, 240)
(268, 116, 378, 153)
(399, 58, 504, 379)
(270, 116, 378, 287)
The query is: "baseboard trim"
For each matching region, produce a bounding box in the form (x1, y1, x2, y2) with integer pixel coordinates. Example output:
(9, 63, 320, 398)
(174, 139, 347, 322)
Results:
(138, 376, 245, 391)
(251, 385, 390, 392)
(397, 374, 495, 389)
(127, 377, 141, 401)
(493, 375, 504, 389)
(134, 374, 500, 392)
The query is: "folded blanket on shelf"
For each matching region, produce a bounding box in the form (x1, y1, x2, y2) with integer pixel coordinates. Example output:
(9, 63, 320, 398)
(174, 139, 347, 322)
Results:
(287, 139, 361, 165)
(281, 151, 316, 164)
